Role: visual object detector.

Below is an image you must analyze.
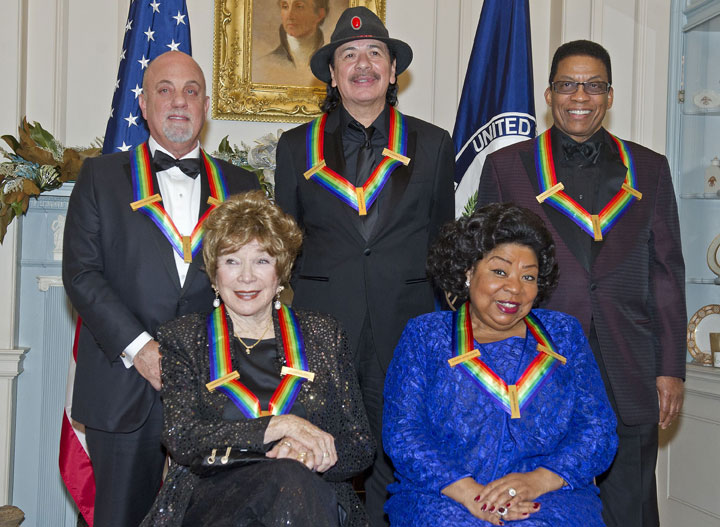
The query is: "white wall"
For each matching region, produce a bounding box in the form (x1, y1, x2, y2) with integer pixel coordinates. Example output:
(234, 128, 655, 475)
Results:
(0, 0, 672, 511)
(7, 0, 671, 153)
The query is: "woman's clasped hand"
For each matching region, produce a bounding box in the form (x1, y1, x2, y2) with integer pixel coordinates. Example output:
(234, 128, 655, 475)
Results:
(264, 414, 338, 472)
(443, 468, 563, 525)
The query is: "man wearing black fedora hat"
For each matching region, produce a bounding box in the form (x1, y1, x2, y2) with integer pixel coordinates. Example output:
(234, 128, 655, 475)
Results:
(275, 6, 455, 526)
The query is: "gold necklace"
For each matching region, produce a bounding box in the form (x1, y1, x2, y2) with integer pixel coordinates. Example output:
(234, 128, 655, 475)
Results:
(235, 322, 272, 355)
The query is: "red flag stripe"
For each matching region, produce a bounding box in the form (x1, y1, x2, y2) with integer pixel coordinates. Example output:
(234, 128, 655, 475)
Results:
(58, 316, 95, 526)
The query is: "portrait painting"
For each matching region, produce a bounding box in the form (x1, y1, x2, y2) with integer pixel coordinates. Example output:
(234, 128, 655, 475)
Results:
(213, 0, 386, 122)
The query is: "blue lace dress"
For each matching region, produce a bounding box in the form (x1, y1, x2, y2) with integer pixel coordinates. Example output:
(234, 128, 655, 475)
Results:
(383, 309, 618, 526)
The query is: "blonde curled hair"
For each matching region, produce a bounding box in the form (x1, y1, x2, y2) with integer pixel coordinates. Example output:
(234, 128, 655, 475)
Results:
(202, 190, 302, 286)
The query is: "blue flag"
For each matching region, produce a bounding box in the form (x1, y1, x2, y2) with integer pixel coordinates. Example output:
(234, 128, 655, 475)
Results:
(103, 0, 192, 154)
(452, 0, 535, 216)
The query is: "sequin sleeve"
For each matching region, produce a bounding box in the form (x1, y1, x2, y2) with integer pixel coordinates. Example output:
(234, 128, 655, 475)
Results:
(307, 314, 375, 481)
(158, 314, 271, 466)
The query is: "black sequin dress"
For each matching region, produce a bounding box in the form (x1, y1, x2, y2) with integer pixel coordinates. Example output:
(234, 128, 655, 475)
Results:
(141, 309, 375, 527)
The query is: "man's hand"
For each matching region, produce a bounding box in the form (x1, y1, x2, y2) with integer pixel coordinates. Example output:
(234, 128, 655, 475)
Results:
(657, 376, 684, 429)
(134, 340, 162, 391)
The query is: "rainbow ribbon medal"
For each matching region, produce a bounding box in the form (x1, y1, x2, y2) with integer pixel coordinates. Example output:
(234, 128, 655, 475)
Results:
(534, 129, 642, 241)
(129, 143, 227, 263)
(205, 304, 313, 419)
(304, 107, 410, 215)
(451, 302, 566, 419)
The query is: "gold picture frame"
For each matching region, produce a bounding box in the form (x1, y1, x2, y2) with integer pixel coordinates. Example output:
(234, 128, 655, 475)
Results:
(686, 304, 720, 365)
(212, 0, 386, 123)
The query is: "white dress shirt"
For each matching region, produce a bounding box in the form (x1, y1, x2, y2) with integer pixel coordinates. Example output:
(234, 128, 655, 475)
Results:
(121, 137, 202, 368)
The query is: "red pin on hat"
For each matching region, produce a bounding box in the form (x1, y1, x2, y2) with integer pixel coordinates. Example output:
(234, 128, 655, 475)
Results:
(310, 6, 413, 83)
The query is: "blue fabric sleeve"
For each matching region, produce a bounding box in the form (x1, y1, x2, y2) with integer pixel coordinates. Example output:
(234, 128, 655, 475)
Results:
(383, 318, 473, 494)
(533, 316, 618, 488)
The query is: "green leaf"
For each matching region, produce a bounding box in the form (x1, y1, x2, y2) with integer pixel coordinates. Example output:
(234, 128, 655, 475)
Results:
(9, 201, 24, 217)
(1, 135, 20, 153)
(462, 191, 478, 217)
(218, 136, 232, 155)
(28, 121, 57, 150)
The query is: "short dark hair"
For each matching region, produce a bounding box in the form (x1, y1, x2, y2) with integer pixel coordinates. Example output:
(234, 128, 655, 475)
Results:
(549, 40, 612, 85)
(313, 0, 329, 13)
(319, 45, 398, 113)
(427, 203, 559, 306)
(312, 0, 328, 24)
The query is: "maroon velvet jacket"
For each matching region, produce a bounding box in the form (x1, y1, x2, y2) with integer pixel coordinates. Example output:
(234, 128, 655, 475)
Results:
(477, 128, 686, 426)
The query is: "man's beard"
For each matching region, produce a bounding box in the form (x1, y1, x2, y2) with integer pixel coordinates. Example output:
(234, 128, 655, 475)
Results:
(163, 113, 195, 144)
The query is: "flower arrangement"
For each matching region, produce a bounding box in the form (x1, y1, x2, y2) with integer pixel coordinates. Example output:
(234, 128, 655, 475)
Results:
(0, 118, 101, 242)
(0, 118, 283, 244)
(212, 130, 282, 198)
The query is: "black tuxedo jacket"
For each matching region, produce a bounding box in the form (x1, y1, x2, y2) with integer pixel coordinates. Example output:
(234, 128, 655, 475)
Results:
(477, 129, 686, 425)
(63, 149, 259, 433)
(275, 107, 455, 371)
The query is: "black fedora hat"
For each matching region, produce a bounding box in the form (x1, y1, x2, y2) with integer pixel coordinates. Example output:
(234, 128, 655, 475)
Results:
(310, 6, 413, 84)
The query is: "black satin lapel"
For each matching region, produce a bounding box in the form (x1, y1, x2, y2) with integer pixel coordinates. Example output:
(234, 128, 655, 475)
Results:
(372, 130, 416, 239)
(589, 140, 631, 266)
(181, 160, 212, 294)
(323, 113, 347, 176)
(520, 150, 591, 271)
(124, 161, 182, 291)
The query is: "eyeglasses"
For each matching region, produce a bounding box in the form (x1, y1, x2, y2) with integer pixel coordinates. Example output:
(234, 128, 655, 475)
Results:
(550, 81, 611, 95)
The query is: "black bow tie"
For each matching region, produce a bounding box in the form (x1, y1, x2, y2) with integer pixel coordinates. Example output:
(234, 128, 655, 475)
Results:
(153, 150, 201, 178)
(562, 141, 601, 164)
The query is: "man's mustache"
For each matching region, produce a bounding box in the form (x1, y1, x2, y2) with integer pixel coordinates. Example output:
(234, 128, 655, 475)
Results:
(349, 72, 381, 82)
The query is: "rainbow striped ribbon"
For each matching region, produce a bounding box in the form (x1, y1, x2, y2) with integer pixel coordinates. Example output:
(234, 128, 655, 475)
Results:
(304, 107, 409, 215)
(452, 302, 564, 419)
(207, 304, 309, 419)
(129, 142, 227, 262)
(534, 129, 642, 241)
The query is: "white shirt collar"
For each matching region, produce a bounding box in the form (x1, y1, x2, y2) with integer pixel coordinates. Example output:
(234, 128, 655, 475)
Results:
(148, 136, 201, 160)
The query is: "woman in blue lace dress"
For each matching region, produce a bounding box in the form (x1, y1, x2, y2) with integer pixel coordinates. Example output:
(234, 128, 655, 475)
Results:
(383, 203, 618, 526)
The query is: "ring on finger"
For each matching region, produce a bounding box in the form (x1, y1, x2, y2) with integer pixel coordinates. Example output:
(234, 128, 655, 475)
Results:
(508, 487, 517, 497)
(497, 507, 507, 517)
(281, 440, 292, 448)
(297, 451, 307, 461)
(322, 451, 329, 458)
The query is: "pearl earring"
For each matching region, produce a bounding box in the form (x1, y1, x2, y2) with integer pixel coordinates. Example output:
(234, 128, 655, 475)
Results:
(274, 285, 285, 310)
(212, 286, 221, 308)
(465, 279, 470, 288)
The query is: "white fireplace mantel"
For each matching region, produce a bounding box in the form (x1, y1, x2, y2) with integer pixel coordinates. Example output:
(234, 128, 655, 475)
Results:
(0, 348, 28, 504)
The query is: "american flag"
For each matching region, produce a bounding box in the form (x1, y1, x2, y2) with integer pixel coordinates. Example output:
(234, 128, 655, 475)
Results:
(103, 0, 192, 154)
(59, 2, 192, 525)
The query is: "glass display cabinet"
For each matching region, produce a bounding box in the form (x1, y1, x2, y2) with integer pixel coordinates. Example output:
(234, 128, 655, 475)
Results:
(667, 0, 720, 365)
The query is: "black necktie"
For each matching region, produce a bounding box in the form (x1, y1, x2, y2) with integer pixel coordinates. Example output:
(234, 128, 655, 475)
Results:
(562, 141, 601, 164)
(153, 150, 201, 178)
(350, 122, 375, 186)
(349, 121, 377, 238)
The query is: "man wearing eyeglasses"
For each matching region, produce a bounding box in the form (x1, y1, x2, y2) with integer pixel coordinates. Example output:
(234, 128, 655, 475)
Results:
(476, 40, 686, 527)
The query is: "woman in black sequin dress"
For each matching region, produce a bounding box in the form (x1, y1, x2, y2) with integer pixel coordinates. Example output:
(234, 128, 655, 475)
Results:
(142, 191, 374, 527)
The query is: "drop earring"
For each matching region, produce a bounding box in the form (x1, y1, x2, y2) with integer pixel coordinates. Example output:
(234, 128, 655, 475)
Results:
(212, 286, 221, 308)
(274, 285, 284, 310)
(465, 279, 470, 288)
